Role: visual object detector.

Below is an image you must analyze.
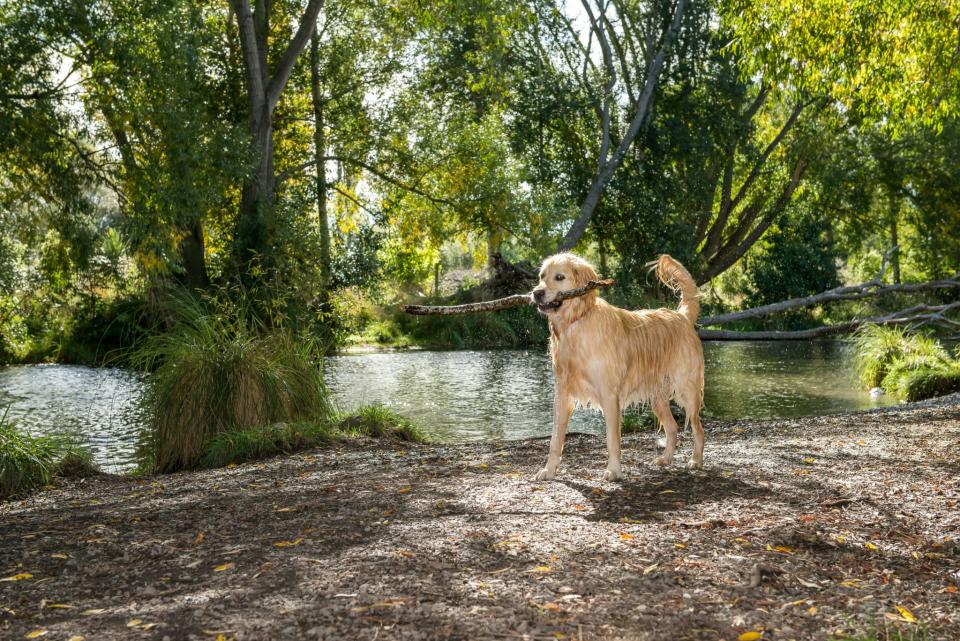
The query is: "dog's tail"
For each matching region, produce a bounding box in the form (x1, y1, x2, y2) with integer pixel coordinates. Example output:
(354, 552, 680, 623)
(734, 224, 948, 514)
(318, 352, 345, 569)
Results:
(651, 255, 700, 324)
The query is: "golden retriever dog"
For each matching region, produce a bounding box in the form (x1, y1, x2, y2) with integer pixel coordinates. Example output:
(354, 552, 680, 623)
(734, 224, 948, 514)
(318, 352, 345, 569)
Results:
(532, 253, 704, 481)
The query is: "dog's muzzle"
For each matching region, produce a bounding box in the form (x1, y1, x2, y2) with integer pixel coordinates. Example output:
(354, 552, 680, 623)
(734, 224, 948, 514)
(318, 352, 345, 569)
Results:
(533, 289, 562, 313)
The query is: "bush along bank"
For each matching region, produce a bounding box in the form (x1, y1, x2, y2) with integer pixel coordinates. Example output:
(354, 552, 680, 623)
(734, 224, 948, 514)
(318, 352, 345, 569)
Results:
(853, 325, 960, 401)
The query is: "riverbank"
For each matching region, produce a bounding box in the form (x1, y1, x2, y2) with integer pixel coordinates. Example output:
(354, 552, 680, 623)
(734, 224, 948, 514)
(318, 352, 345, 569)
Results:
(2, 397, 959, 641)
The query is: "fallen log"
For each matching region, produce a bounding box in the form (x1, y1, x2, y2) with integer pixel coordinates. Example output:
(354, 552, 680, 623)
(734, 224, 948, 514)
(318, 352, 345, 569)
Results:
(699, 245, 958, 327)
(400, 279, 614, 315)
(700, 276, 960, 327)
(699, 301, 960, 340)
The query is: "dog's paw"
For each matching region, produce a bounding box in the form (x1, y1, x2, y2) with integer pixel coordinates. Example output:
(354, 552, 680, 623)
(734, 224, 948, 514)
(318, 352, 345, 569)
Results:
(602, 466, 623, 482)
(534, 467, 556, 482)
(653, 455, 672, 468)
(686, 458, 703, 470)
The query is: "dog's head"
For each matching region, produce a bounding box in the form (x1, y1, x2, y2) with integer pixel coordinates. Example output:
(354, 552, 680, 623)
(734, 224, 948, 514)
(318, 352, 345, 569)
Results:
(532, 253, 599, 320)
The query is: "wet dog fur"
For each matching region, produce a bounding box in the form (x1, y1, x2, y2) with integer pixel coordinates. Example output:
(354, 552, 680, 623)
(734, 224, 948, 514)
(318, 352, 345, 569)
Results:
(532, 253, 705, 481)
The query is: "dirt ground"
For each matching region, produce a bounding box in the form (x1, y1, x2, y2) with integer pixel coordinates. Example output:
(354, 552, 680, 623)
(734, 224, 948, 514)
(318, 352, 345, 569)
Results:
(2, 397, 959, 641)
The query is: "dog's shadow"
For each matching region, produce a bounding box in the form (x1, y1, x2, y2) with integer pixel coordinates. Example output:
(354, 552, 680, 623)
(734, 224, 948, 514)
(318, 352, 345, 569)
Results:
(559, 468, 773, 524)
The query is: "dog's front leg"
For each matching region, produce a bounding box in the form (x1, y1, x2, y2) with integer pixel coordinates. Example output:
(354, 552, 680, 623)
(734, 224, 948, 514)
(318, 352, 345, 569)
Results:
(600, 395, 623, 481)
(535, 389, 574, 481)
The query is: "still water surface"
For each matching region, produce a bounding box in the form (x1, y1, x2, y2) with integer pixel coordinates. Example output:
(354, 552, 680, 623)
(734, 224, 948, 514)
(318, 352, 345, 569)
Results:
(1, 341, 896, 472)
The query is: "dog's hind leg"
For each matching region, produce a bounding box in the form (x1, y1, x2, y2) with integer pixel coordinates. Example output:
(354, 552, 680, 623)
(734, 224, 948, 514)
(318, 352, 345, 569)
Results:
(600, 395, 623, 481)
(687, 412, 705, 470)
(535, 390, 575, 481)
(652, 397, 679, 467)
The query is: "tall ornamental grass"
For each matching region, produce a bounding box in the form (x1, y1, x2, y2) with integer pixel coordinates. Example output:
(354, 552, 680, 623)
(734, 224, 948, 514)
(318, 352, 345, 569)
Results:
(132, 295, 332, 473)
(853, 325, 960, 401)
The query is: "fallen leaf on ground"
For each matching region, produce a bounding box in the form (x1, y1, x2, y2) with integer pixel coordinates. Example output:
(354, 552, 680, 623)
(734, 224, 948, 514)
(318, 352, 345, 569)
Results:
(894, 605, 917, 622)
(127, 619, 142, 627)
(1, 573, 33, 582)
(50, 553, 68, 559)
(397, 486, 412, 494)
(620, 533, 635, 540)
(738, 631, 762, 641)
(82, 609, 108, 616)
(529, 565, 552, 573)
(213, 563, 234, 572)
(194, 532, 205, 545)
(864, 542, 879, 551)
(273, 538, 304, 548)
(25, 631, 48, 639)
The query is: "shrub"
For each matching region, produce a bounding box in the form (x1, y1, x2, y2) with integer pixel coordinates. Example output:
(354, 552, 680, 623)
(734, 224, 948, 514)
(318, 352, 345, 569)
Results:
(200, 404, 426, 468)
(336, 404, 427, 442)
(853, 325, 951, 388)
(885, 363, 960, 402)
(0, 410, 58, 499)
(132, 293, 333, 473)
(853, 324, 959, 401)
(0, 412, 97, 499)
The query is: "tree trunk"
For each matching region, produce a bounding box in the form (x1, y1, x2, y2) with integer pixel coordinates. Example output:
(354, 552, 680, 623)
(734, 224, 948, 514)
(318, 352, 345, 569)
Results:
(310, 29, 331, 286)
(228, 0, 324, 281)
(889, 198, 901, 284)
(176, 220, 211, 290)
(234, 105, 275, 276)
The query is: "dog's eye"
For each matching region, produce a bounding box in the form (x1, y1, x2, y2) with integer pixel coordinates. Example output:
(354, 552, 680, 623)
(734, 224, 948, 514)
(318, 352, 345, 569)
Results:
(555, 274, 565, 282)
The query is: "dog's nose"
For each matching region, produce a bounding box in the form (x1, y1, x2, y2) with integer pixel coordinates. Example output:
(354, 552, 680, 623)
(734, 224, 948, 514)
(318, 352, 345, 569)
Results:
(533, 289, 545, 302)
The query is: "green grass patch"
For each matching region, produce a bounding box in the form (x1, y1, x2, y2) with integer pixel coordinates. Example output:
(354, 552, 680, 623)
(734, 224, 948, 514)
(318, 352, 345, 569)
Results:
(200, 404, 427, 469)
(0, 410, 99, 499)
(132, 292, 334, 473)
(853, 325, 959, 401)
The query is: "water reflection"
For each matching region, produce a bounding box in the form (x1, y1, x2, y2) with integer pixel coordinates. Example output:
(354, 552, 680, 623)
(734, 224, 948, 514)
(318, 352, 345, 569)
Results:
(325, 341, 899, 442)
(0, 364, 143, 473)
(1, 341, 899, 472)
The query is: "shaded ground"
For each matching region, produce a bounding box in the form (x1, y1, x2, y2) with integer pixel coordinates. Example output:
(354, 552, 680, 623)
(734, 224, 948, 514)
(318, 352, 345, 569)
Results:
(2, 398, 959, 641)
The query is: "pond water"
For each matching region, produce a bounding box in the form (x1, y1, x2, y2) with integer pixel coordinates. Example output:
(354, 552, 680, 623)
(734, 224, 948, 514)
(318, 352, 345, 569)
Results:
(1, 341, 897, 472)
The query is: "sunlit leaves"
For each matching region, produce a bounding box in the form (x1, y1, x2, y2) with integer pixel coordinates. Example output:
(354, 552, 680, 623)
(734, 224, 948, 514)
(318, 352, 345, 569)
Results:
(722, 0, 960, 131)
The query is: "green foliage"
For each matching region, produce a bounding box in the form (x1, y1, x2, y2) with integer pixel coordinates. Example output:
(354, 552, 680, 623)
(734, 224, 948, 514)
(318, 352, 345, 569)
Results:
(200, 404, 425, 469)
(0, 410, 98, 499)
(621, 410, 656, 435)
(336, 404, 427, 442)
(743, 209, 840, 307)
(0, 409, 57, 499)
(886, 364, 960, 403)
(853, 325, 958, 401)
(132, 293, 333, 473)
(723, 0, 960, 130)
(396, 305, 549, 349)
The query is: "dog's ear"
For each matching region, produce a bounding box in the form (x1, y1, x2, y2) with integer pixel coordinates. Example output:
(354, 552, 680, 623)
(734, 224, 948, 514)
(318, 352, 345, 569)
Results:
(571, 259, 598, 286)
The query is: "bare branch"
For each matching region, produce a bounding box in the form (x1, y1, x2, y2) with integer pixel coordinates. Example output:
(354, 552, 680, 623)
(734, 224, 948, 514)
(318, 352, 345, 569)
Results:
(557, 0, 688, 252)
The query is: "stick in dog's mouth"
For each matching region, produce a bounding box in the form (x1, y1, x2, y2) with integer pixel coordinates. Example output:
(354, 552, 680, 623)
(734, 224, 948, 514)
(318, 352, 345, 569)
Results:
(536, 300, 563, 313)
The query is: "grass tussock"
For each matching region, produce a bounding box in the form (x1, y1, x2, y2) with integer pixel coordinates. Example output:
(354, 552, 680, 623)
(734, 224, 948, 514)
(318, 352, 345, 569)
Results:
(853, 325, 960, 401)
(200, 404, 427, 469)
(132, 294, 333, 473)
(0, 410, 99, 499)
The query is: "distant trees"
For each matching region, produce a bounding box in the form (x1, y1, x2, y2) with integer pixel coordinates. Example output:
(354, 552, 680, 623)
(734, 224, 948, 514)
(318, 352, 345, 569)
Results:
(0, 0, 957, 353)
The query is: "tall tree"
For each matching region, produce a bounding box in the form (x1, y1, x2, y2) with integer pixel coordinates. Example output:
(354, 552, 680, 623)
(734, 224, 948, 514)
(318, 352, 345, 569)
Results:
(552, 0, 689, 252)
(227, 0, 324, 278)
